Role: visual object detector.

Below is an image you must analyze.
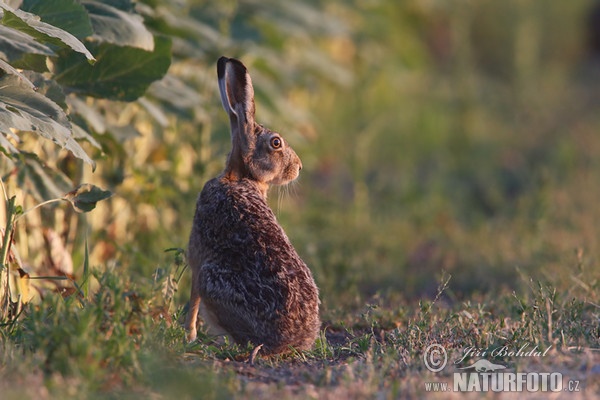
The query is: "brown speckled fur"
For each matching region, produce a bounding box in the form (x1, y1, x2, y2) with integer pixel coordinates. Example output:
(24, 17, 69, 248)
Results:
(185, 57, 320, 355)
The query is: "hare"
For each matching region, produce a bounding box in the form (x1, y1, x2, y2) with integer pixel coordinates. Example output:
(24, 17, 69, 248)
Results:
(184, 57, 320, 355)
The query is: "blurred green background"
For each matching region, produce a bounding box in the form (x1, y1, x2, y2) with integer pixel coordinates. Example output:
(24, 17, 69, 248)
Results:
(290, 0, 600, 308)
(9, 0, 600, 310)
(97, 0, 600, 307)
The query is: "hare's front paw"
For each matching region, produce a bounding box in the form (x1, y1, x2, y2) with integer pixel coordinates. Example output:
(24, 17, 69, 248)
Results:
(186, 327, 197, 343)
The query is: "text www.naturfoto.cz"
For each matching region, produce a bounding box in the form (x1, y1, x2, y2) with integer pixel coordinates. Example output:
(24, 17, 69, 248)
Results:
(425, 372, 582, 393)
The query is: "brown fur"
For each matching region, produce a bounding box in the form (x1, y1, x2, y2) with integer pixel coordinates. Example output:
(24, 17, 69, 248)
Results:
(185, 57, 320, 355)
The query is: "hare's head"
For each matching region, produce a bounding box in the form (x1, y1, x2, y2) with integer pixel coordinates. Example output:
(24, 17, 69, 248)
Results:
(217, 57, 302, 194)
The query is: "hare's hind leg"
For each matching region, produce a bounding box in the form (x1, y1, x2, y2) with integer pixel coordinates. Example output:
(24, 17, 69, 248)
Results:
(199, 302, 230, 337)
(185, 272, 201, 342)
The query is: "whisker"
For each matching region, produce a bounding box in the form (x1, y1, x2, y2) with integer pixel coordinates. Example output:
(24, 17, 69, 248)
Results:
(291, 179, 300, 198)
(275, 180, 301, 215)
(277, 186, 284, 215)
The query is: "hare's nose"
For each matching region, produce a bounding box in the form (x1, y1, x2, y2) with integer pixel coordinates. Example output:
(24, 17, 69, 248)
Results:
(298, 161, 303, 171)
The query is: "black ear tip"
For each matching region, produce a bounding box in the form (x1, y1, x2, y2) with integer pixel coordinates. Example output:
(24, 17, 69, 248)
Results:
(217, 56, 248, 79)
(217, 56, 229, 79)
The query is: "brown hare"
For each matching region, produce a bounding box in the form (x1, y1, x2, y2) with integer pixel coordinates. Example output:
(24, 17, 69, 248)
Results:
(184, 57, 320, 355)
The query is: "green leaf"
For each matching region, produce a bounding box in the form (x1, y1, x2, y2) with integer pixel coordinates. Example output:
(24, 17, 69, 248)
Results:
(54, 36, 171, 101)
(8, 52, 49, 73)
(0, 4, 95, 62)
(21, 0, 94, 40)
(63, 183, 111, 213)
(0, 25, 54, 67)
(83, 1, 154, 51)
(0, 75, 94, 166)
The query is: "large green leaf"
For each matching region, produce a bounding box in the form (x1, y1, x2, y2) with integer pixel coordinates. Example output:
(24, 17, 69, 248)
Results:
(0, 25, 54, 69)
(0, 75, 94, 166)
(0, 24, 53, 72)
(54, 36, 171, 101)
(21, 0, 94, 40)
(0, 4, 94, 62)
(6, 52, 49, 73)
(83, 1, 154, 51)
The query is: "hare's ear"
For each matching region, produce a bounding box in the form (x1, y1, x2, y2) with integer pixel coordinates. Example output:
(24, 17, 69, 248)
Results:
(217, 57, 255, 125)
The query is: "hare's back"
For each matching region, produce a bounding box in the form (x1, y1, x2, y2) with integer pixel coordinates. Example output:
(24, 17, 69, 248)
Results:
(195, 178, 297, 268)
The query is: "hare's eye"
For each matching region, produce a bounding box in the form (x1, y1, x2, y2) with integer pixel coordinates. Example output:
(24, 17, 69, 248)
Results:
(270, 136, 282, 149)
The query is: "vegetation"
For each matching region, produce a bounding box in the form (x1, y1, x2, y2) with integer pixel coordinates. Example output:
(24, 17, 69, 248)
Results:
(1, 0, 599, 398)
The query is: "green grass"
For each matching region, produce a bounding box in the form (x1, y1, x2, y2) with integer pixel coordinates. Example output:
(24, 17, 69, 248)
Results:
(1, 260, 597, 399)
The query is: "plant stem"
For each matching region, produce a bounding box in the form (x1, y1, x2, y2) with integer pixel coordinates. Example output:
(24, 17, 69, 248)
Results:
(1, 196, 17, 320)
(15, 197, 66, 223)
(1, 196, 16, 272)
